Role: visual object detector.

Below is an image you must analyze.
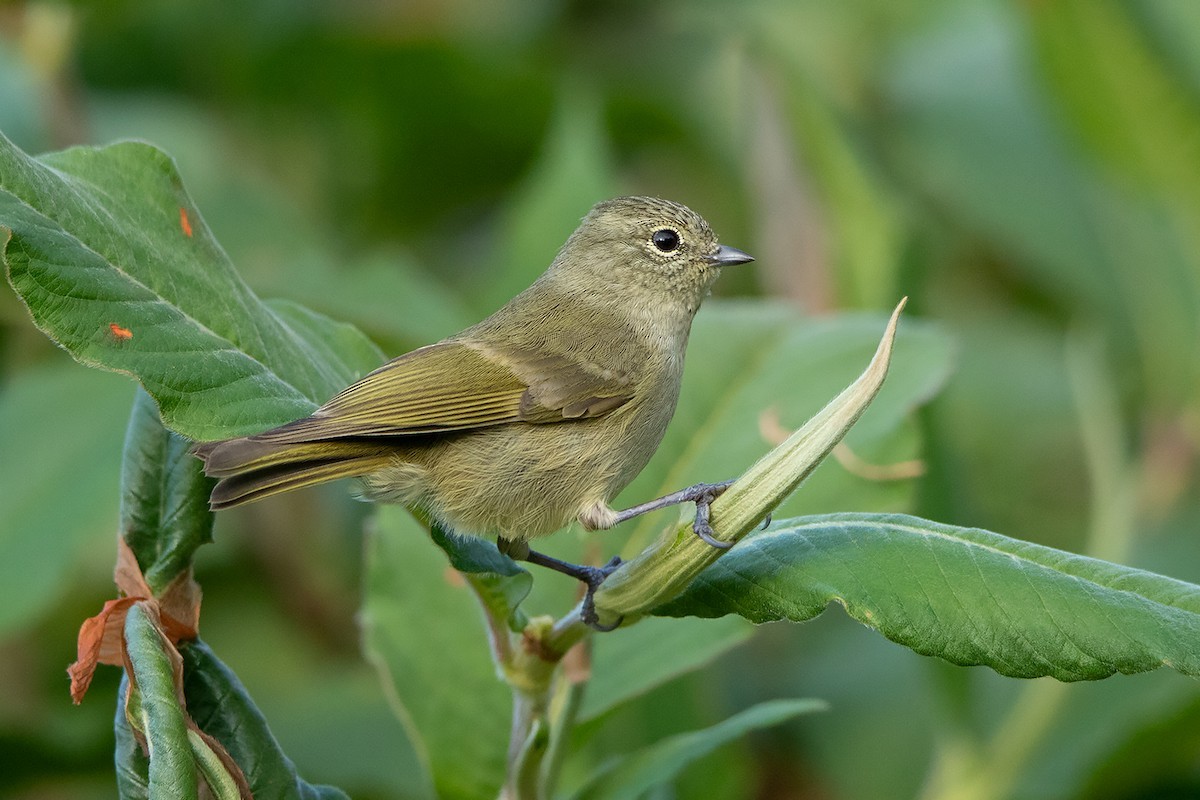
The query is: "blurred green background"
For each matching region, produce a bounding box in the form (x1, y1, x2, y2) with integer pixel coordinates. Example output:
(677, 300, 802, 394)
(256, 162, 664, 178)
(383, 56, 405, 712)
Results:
(2, 0, 1199, 797)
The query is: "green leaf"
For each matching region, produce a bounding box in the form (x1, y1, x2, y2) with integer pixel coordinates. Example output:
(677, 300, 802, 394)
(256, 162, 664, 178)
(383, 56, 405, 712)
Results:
(179, 639, 352, 800)
(188, 728, 243, 800)
(0, 363, 131, 637)
(657, 513, 1200, 681)
(0, 134, 383, 440)
(120, 389, 214, 593)
(114, 674, 151, 800)
(85, 95, 476, 348)
(122, 603, 199, 800)
(428, 523, 533, 631)
(362, 506, 508, 800)
(569, 698, 825, 800)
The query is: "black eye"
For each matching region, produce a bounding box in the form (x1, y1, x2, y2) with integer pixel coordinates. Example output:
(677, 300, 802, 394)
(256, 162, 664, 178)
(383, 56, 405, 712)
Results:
(652, 228, 680, 252)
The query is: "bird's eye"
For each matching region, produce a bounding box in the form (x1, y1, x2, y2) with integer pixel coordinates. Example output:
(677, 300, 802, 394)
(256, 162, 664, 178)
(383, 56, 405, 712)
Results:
(651, 228, 680, 253)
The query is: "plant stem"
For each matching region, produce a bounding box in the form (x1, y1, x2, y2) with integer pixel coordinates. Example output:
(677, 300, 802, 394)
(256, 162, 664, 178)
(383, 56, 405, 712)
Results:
(540, 642, 590, 798)
(498, 615, 585, 799)
(545, 608, 590, 659)
(487, 611, 561, 800)
(503, 689, 550, 799)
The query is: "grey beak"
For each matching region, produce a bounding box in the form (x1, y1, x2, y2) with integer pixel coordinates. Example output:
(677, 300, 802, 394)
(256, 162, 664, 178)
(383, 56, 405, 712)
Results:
(707, 245, 755, 266)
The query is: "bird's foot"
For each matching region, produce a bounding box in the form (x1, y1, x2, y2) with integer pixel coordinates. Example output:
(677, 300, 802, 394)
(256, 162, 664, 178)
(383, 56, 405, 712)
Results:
(676, 481, 735, 549)
(514, 543, 625, 631)
(579, 556, 624, 631)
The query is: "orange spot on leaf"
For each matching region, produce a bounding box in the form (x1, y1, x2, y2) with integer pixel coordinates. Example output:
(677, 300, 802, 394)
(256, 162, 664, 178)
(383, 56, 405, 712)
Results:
(179, 207, 193, 237)
(108, 323, 133, 340)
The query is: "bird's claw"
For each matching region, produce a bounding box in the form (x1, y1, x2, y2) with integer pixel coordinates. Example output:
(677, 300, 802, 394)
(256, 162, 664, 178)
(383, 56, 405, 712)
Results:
(692, 498, 734, 549)
(681, 481, 735, 550)
(580, 556, 625, 632)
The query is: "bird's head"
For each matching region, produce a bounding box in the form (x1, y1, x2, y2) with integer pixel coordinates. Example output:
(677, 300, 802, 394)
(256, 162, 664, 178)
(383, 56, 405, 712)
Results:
(553, 196, 753, 315)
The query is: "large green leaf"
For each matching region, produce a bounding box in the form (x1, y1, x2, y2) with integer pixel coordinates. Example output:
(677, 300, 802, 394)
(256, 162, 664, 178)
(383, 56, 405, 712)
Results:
(568, 698, 825, 800)
(362, 507, 508, 800)
(658, 513, 1200, 681)
(0, 134, 382, 440)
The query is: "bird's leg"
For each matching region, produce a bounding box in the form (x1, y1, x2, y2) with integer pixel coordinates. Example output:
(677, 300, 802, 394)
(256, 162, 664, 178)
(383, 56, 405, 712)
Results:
(609, 480, 738, 549)
(498, 537, 624, 631)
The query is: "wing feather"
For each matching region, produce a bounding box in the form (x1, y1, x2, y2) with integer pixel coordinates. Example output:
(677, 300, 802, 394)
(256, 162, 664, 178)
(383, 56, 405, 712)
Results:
(252, 340, 634, 442)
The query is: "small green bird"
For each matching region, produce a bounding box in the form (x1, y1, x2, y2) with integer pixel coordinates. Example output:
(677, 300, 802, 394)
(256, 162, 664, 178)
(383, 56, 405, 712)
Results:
(193, 196, 753, 628)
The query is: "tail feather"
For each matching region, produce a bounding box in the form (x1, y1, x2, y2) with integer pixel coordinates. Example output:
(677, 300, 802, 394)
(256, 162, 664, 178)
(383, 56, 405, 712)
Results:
(193, 437, 394, 510)
(192, 437, 340, 476)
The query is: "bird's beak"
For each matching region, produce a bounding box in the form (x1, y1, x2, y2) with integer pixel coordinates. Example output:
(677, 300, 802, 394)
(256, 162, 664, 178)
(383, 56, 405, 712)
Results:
(707, 245, 755, 266)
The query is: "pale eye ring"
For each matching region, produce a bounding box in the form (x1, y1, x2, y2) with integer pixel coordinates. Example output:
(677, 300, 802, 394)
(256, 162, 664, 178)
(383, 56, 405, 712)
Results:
(651, 228, 680, 253)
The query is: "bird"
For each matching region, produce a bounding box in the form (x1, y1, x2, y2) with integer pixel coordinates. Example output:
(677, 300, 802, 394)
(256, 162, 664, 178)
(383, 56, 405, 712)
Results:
(193, 196, 754, 628)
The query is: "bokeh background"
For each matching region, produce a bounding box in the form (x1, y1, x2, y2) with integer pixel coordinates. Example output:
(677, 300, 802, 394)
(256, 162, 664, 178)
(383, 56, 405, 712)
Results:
(2, 0, 1199, 798)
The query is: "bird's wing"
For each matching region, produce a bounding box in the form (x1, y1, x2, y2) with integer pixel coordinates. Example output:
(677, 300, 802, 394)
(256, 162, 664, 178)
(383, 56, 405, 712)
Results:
(251, 340, 635, 441)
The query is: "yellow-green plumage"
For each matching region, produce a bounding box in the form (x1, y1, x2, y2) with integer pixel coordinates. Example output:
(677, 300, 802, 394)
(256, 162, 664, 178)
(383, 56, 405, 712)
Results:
(193, 196, 750, 543)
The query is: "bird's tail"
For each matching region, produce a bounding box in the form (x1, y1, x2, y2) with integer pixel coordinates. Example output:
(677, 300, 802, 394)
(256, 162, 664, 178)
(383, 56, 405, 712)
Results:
(192, 436, 395, 510)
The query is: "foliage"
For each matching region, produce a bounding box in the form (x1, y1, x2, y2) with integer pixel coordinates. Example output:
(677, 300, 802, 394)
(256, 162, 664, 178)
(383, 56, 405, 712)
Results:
(2, 1, 1199, 798)
(659, 513, 1200, 681)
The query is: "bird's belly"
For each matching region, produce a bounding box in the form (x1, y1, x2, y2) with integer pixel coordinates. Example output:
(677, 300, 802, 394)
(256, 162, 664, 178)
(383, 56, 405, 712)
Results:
(368, 400, 672, 541)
